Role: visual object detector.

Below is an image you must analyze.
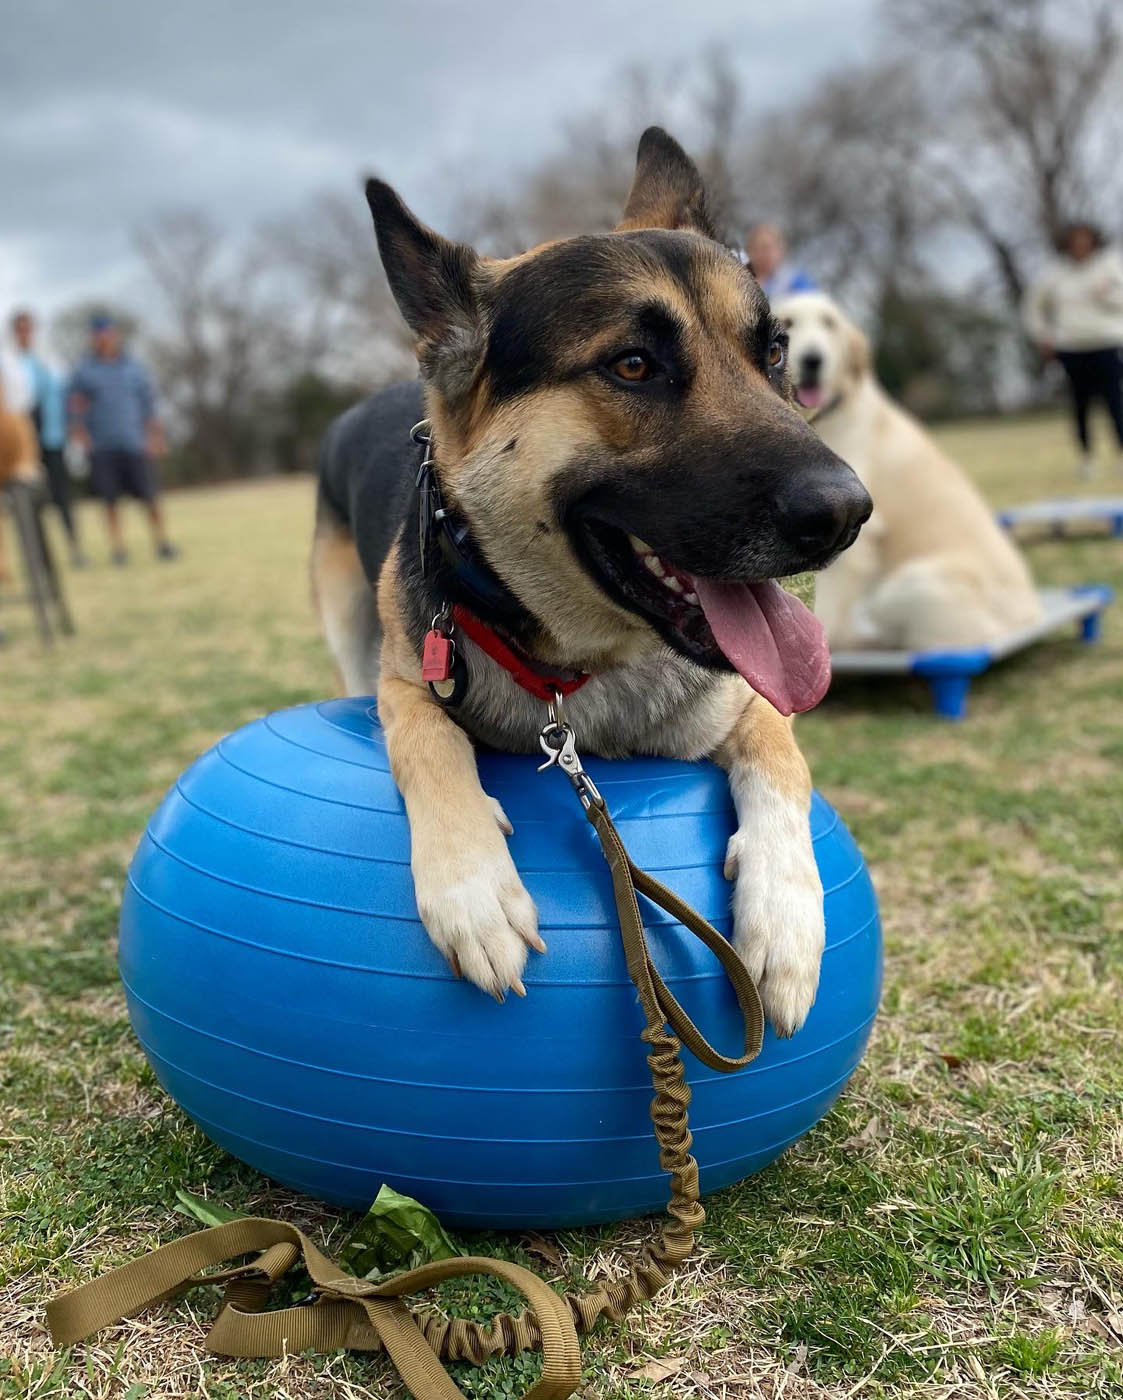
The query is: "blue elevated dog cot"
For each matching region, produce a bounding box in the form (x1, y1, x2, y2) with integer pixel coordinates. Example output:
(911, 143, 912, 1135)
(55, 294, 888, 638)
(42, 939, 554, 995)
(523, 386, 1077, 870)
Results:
(997, 498, 1123, 539)
(829, 584, 1112, 720)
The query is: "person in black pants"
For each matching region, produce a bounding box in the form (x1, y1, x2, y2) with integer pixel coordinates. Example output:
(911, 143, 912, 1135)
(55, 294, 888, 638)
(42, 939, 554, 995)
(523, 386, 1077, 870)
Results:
(1023, 223, 1123, 478)
(11, 310, 87, 566)
(1055, 347, 1123, 466)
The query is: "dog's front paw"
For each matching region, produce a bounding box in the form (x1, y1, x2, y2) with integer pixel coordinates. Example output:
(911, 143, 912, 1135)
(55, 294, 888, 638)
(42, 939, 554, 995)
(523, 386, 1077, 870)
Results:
(725, 815, 824, 1037)
(412, 832, 543, 1001)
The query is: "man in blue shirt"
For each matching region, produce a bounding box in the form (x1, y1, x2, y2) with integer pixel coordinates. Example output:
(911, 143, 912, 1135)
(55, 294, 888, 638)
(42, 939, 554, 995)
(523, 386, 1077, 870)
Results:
(11, 310, 87, 567)
(67, 314, 177, 565)
(744, 224, 818, 301)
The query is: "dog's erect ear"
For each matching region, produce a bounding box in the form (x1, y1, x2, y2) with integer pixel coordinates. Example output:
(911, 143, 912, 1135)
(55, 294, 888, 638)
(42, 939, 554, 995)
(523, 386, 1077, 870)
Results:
(365, 178, 483, 397)
(616, 127, 715, 238)
(845, 320, 872, 384)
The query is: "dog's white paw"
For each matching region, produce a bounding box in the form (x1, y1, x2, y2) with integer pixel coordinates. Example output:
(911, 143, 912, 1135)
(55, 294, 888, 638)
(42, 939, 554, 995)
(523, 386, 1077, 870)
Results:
(412, 832, 543, 1000)
(725, 809, 824, 1038)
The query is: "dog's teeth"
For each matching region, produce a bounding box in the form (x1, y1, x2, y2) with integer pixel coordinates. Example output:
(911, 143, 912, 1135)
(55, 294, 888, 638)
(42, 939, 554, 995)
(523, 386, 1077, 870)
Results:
(628, 534, 652, 554)
(684, 590, 698, 605)
(663, 576, 683, 594)
(644, 554, 665, 577)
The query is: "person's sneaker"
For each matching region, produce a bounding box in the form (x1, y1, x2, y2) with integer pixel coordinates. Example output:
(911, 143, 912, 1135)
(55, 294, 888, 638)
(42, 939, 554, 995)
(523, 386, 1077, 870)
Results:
(111, 548, 129, 567)
(156, 541, 180, 561)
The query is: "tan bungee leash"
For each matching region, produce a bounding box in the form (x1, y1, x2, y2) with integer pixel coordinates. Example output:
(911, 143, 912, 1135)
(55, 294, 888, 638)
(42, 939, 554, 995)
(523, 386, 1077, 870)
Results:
(47, 699, 765, 1400)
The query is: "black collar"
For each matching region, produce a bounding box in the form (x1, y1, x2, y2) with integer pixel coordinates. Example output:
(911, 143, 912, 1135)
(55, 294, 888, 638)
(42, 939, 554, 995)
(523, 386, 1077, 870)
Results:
(412, 422, 530, 627)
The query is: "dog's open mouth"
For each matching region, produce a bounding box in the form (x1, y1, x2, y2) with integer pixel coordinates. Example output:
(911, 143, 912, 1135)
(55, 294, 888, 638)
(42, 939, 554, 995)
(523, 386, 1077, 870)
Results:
(578, 521, 831, 715)
(795, 383, 826, 410)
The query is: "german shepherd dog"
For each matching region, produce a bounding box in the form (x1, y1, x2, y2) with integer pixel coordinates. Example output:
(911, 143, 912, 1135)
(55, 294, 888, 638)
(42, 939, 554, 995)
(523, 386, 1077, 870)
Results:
(312, 129, 871, 1035)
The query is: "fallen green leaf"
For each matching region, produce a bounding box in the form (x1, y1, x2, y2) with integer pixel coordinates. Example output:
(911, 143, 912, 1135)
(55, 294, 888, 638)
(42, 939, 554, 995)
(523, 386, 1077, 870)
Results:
(173, 1187, 249, 1228)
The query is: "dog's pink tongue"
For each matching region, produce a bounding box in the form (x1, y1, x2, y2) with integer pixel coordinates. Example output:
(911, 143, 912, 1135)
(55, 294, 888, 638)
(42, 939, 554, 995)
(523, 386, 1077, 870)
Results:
(797, 385, 825, 409)
(691, 577, 831, 715)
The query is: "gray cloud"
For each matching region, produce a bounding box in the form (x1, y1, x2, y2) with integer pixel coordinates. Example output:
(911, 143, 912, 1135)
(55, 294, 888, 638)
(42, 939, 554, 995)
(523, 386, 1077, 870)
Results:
(1, 0, 875, 322)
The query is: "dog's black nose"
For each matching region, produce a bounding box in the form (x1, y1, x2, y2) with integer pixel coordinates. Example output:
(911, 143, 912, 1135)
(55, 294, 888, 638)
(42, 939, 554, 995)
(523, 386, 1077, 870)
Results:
(800, 351, 823, 377)
(774, 464, 872, 559)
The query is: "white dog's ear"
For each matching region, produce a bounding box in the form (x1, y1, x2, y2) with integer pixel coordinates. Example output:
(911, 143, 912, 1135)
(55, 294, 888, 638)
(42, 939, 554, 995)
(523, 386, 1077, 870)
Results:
(845, 321, 872, 383)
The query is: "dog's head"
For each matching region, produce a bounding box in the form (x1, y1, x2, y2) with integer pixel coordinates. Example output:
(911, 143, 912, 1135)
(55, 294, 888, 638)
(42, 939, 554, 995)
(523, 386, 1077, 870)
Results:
(365, 129, 871, 714)
(773, 291, 871, 417)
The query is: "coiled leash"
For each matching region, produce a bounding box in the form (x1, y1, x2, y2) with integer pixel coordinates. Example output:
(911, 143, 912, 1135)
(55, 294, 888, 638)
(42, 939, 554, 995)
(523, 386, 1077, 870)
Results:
(47, 698, 765, 1400)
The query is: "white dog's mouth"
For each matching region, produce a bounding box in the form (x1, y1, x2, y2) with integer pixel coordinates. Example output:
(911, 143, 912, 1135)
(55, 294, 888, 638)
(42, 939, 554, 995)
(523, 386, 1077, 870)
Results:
(796, 383, 826, 410)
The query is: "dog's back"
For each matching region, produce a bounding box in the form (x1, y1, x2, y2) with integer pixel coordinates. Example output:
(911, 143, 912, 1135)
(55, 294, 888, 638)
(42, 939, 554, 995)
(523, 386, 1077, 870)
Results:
(311, 380, 424, 694)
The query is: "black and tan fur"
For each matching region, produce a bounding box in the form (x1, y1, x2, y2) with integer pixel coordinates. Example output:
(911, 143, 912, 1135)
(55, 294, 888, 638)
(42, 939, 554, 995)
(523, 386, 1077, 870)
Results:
(312, 129, 871, 1033)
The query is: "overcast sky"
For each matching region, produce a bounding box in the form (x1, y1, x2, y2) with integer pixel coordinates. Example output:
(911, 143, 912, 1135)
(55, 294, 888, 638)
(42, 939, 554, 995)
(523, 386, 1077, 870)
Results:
(1, 0, 876, 332)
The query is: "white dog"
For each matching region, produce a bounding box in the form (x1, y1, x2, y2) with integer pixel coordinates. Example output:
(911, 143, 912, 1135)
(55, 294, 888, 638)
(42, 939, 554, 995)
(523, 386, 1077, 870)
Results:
(774, 292, 1041, 650)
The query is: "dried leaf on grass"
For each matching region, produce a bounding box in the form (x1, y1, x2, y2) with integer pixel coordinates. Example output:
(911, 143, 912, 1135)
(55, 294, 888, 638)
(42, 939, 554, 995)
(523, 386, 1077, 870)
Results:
(628, 1355, 688, 1382)
(841, 1114, 883, 1150)
(523, 1233, 564, 1269)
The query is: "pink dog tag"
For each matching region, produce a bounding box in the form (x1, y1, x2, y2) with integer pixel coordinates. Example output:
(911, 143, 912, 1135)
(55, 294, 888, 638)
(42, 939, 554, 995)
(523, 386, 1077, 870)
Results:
(421, 629, 454, 683)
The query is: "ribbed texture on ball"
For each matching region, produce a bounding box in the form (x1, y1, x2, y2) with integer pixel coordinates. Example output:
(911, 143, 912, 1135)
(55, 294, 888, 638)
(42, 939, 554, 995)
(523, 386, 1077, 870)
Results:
(120, 699, 881, 1228)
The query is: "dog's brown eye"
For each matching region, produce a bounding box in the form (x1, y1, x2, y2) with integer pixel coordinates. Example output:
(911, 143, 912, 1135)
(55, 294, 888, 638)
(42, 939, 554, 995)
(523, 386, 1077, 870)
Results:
(768, 340, 786, 370)
(608, 351, 655, 383)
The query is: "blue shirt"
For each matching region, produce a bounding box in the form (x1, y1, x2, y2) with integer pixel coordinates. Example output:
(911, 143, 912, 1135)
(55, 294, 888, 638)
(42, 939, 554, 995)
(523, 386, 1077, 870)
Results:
(68, 352, 156, 453)
(20, 352, 67, 450)
(761, 265, 818, 300)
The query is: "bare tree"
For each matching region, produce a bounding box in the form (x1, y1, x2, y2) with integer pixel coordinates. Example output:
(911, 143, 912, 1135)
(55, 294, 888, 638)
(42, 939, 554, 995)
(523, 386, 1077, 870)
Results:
(741, 61, 936, 310)
(884, 0, 1123, 306)
(454, 56, 751, 253)
(136, 210, 297, 478)
(257, 191, 414, 381)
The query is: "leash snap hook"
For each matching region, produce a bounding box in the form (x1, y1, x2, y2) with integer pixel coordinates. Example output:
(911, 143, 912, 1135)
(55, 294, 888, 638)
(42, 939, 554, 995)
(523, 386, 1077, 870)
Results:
(537, 693, 602, 810)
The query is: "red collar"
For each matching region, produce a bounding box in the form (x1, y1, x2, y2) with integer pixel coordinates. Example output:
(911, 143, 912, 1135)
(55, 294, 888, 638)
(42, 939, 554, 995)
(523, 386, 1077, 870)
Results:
(451, 604, 589, 703)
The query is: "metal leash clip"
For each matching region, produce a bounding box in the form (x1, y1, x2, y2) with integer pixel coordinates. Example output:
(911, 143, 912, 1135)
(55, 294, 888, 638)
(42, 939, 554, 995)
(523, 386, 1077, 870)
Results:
(537, 691, 602, 810)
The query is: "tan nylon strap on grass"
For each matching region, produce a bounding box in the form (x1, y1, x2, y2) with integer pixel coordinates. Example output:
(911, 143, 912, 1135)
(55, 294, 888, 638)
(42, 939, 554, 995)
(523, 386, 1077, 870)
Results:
(46, 796, 763, 1400)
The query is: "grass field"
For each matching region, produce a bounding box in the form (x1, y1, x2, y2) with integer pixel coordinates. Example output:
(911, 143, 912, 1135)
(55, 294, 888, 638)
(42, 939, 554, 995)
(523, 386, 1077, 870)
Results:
(2, 412, 1121, 1399)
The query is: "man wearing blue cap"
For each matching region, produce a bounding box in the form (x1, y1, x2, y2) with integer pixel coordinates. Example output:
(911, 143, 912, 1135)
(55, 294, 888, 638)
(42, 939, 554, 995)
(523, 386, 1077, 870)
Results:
(67, 314, 177, 564)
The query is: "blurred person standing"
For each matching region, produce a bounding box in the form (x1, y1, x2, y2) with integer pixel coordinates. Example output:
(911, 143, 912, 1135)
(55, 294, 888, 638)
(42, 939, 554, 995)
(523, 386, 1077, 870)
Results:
(1022, 223, 1123, 478)
(744, 223, 817, 300)
(67, 314, 177, 565)
(11, 310, 87, 567)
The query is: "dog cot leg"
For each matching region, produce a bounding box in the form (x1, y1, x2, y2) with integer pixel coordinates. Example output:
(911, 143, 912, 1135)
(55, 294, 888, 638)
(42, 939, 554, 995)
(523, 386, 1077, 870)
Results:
(1080, 610, 1102, 644)
(927, 672, 971, 721)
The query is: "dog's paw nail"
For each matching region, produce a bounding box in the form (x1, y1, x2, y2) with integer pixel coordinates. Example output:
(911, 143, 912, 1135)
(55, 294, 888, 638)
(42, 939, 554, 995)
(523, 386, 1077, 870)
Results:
(511, 977, 527, 998)
(524, 930, 547, 954)
(491, 987, 506, 1005)
(448, 952, 462, 979)
(488, 796, 514, 836)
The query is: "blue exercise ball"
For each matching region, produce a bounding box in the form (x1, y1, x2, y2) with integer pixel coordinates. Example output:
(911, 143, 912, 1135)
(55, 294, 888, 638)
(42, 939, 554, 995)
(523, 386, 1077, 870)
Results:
(120, 698, 881, 1229)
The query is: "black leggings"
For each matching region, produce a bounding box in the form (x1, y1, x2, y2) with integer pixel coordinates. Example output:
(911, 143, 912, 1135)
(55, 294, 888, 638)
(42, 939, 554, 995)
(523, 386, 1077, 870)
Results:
(38, 447, 77, 541)
(1056, 347, 1123, 452)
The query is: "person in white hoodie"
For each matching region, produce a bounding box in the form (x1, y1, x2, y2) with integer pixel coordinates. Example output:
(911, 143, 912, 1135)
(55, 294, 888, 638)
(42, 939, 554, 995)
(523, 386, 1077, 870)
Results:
(1022, 222, 1123, 478)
